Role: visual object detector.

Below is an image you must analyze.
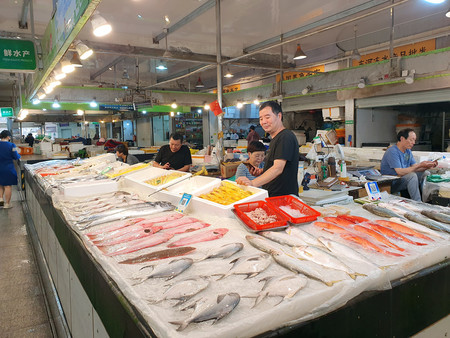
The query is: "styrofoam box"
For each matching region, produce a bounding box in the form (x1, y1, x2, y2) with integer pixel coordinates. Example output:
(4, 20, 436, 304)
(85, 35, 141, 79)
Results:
(62, 180, 118, 197)
(124, 166, 191, 191)
(164, 175, 218, 196)
(68, 143, 84, 152)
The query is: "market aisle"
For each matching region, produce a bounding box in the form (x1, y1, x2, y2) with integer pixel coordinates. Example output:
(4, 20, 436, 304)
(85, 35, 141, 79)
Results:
(0, 188, 54, 337)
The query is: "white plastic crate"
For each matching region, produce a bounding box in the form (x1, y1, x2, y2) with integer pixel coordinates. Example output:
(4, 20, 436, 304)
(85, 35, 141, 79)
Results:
(62, 180, 118, 197)
(125, 166, 191, 191)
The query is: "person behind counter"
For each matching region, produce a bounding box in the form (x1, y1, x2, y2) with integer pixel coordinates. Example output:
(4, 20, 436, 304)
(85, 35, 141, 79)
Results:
(236, 101, 299, 197)
(235, 141, 266, 185)
(246, 125, 261, 145)
(115, 144, 140, 165)
(25, 133, 35, 147)
(380, 128, 437, 201)
(0, 130, 21, 208)
(153, 133, 192, 172)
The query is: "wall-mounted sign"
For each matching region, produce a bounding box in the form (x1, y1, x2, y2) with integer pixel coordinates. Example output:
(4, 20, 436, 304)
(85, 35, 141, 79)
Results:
(214, 84, 241, 94)
(99, 104, 135, 111)
(352, 39, 436, 67)
(0, 39, 36, 72)
(276, 65, 325, 82)
(0, 107, 14, 117)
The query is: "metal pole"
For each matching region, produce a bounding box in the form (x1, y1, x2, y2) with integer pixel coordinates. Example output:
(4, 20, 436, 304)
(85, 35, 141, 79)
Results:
(389, 2, 394, 59)
(279, 35, 283, 96)
(216, 0, 223, 160)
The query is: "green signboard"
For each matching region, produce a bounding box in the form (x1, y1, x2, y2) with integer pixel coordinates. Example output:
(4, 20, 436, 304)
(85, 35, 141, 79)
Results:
(0, 107, 14, 117)
(0, 39, 36, 71)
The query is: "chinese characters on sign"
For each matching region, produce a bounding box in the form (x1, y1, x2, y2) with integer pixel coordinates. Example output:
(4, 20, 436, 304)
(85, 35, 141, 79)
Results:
(351, 39, 436, 67)
(276, 65, 325, 82)
(0, 39, 36, 71)
(214, 84, 241, 94)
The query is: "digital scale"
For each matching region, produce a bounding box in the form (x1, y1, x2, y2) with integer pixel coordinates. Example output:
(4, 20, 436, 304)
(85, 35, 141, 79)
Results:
(365, 181, 382, 200)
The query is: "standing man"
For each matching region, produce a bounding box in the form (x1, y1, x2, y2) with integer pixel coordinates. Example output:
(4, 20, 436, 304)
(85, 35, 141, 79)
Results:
(153, 133, 192, 172)
(236, 101, 299, 197)
(246, 125, 261, 145)
(380, 128, 437, 201)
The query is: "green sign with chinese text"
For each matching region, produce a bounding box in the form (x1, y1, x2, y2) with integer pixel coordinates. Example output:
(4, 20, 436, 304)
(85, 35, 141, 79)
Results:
(0, 107, 14, 117)
(0, 39, 36, 71)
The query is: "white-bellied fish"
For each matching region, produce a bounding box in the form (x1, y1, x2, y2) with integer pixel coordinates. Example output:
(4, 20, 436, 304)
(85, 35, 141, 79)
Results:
(246, 234, 288, 255)
(149, 276, 209, 304)
(362, 203, 403, 219)
(217, 253, 272, 280)
(135, 258, 194, 283)
(285, 226, 324, 247)
(260, 230, 308, 247)
(119, 247, 196, 264)
(198, 243, 244, 261)
(404, 212, 450, 234)
(421, 210, 450, 225)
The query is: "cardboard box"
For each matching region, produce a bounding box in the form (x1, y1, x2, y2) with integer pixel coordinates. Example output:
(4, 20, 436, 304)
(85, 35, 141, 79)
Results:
(220, 161, 241, 178)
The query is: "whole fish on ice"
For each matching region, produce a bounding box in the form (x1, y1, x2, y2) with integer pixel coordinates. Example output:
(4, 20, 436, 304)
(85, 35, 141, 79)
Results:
(363, 222, 426, 246)
(340, 233, 403, 257)
(404, 212, 450, 234)
(246, 234, 288, 255)
(285, 226, 324, 247)
(167, 228, 228, 248)
(260, 230, 309, 247)
(119, 247, 196, 264)
(353, 225, 405, 252)
(198, 243, 244, 261)
(162, 221, 211, 236)
(135, 258, 194, 283)
(362, 203, 404, 219)
(387, 218, 444, 240)
(217, 253, 272, 280)
(99, 232, 174, 256)
(149, 276, 209, 304)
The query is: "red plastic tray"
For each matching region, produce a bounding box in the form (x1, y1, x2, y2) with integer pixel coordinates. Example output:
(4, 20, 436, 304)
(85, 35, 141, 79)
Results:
(265, 195, 320, 224)
(233, 200, 289, 232)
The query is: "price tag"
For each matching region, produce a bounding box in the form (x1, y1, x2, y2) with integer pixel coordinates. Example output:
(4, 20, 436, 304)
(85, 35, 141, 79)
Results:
(365, 182, 382, 201)
(176, 193, 193, 213)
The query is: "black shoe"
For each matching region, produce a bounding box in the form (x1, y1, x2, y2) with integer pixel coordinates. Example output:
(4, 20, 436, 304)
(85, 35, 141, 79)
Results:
(0, 201, 4, 207)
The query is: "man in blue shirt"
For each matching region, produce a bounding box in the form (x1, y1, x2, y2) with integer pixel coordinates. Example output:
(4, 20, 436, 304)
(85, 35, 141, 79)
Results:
(380, 128, 437, 201)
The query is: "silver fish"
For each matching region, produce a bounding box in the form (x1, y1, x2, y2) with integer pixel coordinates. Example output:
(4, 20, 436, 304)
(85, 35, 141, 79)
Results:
(198, 243, 244, 261)
(135, 258, 194, 282)
(75, 201, 155, 223)
(260, 231, 308, 247)
(217, 253, 272, 280)
(272, 251, 341, 287)
(285, 227, 324, 247)
(363, 203, 403, 219)
(378, 203, 409, 216)
(404, 212, 450, 234)
(246, 235, 287, 255)
(150, 277, 209, 305)
(293, 246, 366, 280)
(170, 293, 240, 331)
(251, 274, 308, 307)
(421, 210, 450, 225)
(78, 201, 175, 230)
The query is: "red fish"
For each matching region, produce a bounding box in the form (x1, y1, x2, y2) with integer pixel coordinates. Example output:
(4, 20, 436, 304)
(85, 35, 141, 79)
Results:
(93, 226, 163, 246)
(354, 225, 405, 252)
(99, 233, 174, 256)
(313, 221, 348, 234)
(337, 215, 369, 224)
(163, 222, 211, 236)
(153, 217, 200, 230)
(87, 218, 147, 238)
(341, 233, 403, 257)
(323, 217, 354, 228)
(375, 220, 433, 241)
(364, 222, 427, 246)
(167, 228, 229, 248)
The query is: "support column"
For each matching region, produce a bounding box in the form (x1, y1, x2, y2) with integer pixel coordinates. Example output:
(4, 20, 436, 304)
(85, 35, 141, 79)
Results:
(215, 0, 223, 160)
(345, 99, 355, 147)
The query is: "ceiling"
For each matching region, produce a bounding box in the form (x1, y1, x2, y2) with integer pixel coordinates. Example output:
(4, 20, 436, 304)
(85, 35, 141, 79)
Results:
(0, 0, 450, 102)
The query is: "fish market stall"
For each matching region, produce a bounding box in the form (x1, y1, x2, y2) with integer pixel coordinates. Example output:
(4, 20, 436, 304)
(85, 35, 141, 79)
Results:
(22, 155, 450, 337)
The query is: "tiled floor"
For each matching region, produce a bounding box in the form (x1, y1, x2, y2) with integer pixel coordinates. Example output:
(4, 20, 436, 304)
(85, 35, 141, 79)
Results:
(0, 188, 53, 337)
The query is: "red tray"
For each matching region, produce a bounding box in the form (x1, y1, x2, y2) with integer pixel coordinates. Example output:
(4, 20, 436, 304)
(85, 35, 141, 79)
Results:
(265, 195, 320, 224)
(233, 200, 289, 232)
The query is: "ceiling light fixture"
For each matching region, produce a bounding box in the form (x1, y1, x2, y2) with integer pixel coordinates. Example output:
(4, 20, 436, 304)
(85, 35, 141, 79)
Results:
(50, 78, 62, 87)
(224, 67, 234, 78)
(195, 76, 205, 88)
(91, 11, 112, 37)
(18, 109, 29, 120)
(204, 102, 210, 110)
(44, 85, 54, 94)
(171, 101, 177, 109)
(236, 101, 244, 109)
(446, 8, 450, 17)
(170, 111, 175, 117)
(156, 60, 167, 70)
(302, 85, 312, 95)
(177, 112, 180, 115)
(357, 78, 366, 89)
(54, 66, 66, 80)
(293, 44, 307, 60)
(351, 25, 361, 61)
(42, 108, 47, 111)
(253, 96, 262, 105)
(37, 90, 46, 100)
(90, 98, 98, 108)
(405, 70, 415, 84)
(164, 15, 170, 24)
(75, 40, 93, 60)
(61, 59, 75, 73)
(197, 109, 202, 114)
(52, 98, 61, 109)
(424, 0, 445, 3)
(32, 98, 40, 105)
(142, 110, 147, 114)
(77, 109, 84, 116)
(70, 52, 83, 68)
(122, 68, 129, 80)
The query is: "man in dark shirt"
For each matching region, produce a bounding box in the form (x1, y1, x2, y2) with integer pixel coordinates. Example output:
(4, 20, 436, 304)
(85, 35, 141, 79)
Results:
(153, 133, 192, 172)
(236, 101, 299, 196)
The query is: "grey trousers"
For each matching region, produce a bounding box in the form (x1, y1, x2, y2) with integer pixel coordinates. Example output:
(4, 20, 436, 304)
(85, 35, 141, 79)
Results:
(391, 172, 426, 202)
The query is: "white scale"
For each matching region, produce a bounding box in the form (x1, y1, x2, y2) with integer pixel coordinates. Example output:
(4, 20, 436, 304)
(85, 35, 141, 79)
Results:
(365, 181, 382, 201)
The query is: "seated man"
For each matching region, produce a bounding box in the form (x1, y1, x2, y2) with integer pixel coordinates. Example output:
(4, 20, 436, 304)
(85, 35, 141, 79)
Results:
(115, 144, 139, 165)
(380, 128, 437, 201)
(153, 133, 192, 172)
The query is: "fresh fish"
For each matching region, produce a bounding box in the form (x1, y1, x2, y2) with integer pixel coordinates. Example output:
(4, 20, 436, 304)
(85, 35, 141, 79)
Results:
(170, 293, 240, 331)
(153, 217, 200, 230)
(362, 203, 403, 219)
(79, 201, 175, 230)
(293, 245, 366, 280)
(323, 216, 354, 227)
(162, 221, 211, 236)
(353, 225, 405, 252)
(93, 226, 163, 246)
(337, 215, 369, 224)
(150, 277, 210, 304)
(198, 243, 244, 261)
(217, 253, 272, 280)
(260, 230, 309, 247)
(120, 247, 196, 264)
(363, 222, 427, 246)
(167, 228, 228, 248)
(271, 252, 340, 286)
(99, 232, 174, 256)
(378, 203, 409, 216)
(285, 226, 324, 247)
(318, 237, 379, 269)
(251, 274, 308, 307)
(76, 201, 158, 223)
(86, 218, 147, 238)
(136, 258, 194, 282)
(388, 218, 443, 240)
(421, 210, 450, 225)
(313, 221, 348, 234)
(340, 233, 403, 257)
(404, 212, 450, 234)
(246, 234, 287, 255)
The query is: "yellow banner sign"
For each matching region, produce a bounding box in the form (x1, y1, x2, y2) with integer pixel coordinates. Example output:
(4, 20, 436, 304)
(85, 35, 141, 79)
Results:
(352, 39, 435, 67)
(276, 65, 325, 82)
(214, 84, 241, 94)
